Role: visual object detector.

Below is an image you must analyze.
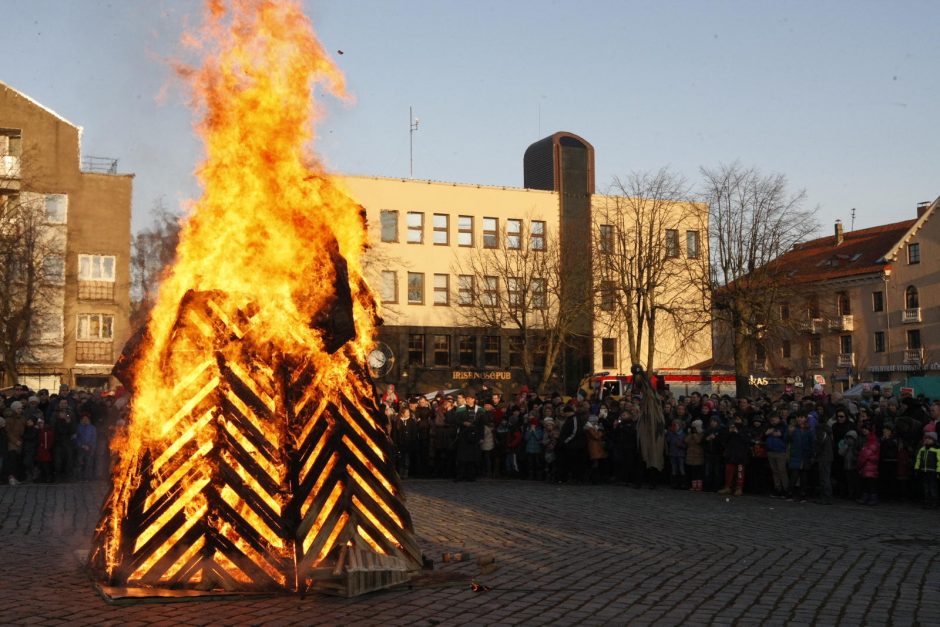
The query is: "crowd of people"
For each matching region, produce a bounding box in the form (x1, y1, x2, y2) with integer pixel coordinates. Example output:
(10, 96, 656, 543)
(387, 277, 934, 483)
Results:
(381, 382, 940, 509)
(0, 384, 128, 486)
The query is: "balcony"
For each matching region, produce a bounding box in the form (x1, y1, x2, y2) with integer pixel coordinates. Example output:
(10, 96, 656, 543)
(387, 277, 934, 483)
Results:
(75, 341, 114, 364)
(904, 348, 924, 365)
(837, 353, 855, 368)
(799, 318, 824, 333)
(828, 315, 854, 331)
(807, 355, 824, 369)
(902, 308, 921, 324)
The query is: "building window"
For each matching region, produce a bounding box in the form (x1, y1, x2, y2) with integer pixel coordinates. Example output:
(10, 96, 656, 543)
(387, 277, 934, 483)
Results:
(457, 274, 474, 306)
(686, 230, 700, 259)
(432, 335, 451, 367)
(433, 213, 449, 245)
(39, 313, 63, 343)
(840, 335, 853, 354)
(380, 210, 398, 242)
(483, 335, 500, 367)
(809, 336, 821, 357)
(782, 339, 791, 359)
(506, 219, 522, 250)
(44, 194, 67, 223)
(433, 273, 449, 305)
(665, 229, 679, 258)
(602, 338, 616, 369)
(380, 270, 397, 303)
(507, 277, 522, 307)
(874, 331, 885, 353)
(406, 212, 424, 244)
(531, 220, 546, 251)
(77, 313, 113, 340)
(779, 303, 790, 320)
(908, 242, 920, 265)
(600, 280, 616, 311)
(483, 217, 498, 248)
(408, 334, 425, 366)
(807, 295, 820, 319)
(906, 285, 919, 308)
(457, 215, 473, 247)
(531, 277, 546, 309)
(872, 291, 884, 312)
(482, 276, 498, 307)
(407, 272, 424, 304)
(837, 292, 851, 316)
(458, 336, 476, 367)
(78, 254, 116, 281)
(755, 343, 766, 363)
(508, 336, 524, 368)
(907, 329, 921, 349)
(43, 254, 65, 285)
(599, 224, 613, 253)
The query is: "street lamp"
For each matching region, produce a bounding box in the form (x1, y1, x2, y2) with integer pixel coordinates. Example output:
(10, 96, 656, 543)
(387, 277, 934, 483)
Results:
(409, 106, 419, 178)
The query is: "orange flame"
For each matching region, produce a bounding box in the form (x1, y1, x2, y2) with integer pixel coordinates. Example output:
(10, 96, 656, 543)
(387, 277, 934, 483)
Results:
(101, 0, 381, 577)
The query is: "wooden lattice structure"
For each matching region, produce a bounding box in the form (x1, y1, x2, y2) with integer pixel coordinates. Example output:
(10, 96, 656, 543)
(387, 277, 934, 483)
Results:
(90, 284, 422, 595)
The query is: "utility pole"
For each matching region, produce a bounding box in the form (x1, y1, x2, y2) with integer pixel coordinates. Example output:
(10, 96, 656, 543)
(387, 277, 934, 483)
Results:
(409, 107, 419, 178)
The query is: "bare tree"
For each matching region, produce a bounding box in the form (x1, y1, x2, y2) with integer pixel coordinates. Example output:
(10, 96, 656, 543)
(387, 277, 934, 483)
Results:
(452, 216, 590, 393)
(701, 163, 818, 397)
(593, 168, 710, 372)
(130, 198, 181, 327)
(0, 190, 62, 384)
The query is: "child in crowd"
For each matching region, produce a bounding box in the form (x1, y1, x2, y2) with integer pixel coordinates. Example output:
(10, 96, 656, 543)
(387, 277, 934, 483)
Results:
(914, 432, 939, 509)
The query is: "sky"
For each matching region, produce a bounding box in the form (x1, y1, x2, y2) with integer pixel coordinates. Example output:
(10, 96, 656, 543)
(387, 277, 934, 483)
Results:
(1, 0, 938, 235)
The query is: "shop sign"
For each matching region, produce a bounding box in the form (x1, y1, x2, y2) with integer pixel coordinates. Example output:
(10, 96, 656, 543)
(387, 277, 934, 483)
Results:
(452, 370, 513, 381)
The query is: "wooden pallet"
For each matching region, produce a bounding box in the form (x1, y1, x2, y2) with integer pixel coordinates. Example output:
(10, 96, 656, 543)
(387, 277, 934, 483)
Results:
(310, 545, 412, 597)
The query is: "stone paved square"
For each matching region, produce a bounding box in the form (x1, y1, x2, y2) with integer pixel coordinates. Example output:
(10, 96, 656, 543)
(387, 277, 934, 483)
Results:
(1, 479, 938, 625)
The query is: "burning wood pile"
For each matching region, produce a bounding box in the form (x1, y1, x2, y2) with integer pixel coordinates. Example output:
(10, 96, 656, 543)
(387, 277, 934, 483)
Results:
(89, 1, 421, 596)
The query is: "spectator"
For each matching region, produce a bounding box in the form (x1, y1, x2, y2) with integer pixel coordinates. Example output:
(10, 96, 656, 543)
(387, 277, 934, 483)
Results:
(914, 432, 939, 509)
(75, 413, 97, 481)
(856, 424, 881, 506)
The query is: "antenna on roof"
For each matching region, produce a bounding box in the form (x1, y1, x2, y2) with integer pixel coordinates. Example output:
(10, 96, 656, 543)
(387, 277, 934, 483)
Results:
(850, 208, 856, 231)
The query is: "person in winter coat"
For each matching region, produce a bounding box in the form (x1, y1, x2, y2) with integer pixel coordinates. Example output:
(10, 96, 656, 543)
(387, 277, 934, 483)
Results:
(764, 412, 789, 498)
(719, 418, 750, 496)
(814, 421, 834, 504)
(432, 397, 457, 479)
(523, 416, 544, 481)
(453, 395, 485, 481)
(786, 414, 815, 502)
(879, 424, 899, 501)
(75, 413, 97, 481)
(541, 417, 559, 482)
(830, 409, 856, 497)
(685, 420, 705, 492)
(35, 418, 55, 483)
(585, 415, 607, 484)
(665, 420, 687, 489)
(856, 425, 881, 505)
(703, 417, 725, 492)
(839, 430, 860, 500)
(391, 406, 418, 479)
(914, 432, 939, 508)
(503, 417, 523, 477)
(21, 416, 39, 483)
(5, 402, 26, 485)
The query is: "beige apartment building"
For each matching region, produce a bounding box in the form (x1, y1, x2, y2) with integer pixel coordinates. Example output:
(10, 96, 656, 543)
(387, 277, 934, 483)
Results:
(726, 198, 940, 393)
(341, 132, 712, 395)
(0, 82, 132, 390)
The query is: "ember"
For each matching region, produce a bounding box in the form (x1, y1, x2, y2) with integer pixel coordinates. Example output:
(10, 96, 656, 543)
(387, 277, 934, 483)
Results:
(90, 0, 421, 595)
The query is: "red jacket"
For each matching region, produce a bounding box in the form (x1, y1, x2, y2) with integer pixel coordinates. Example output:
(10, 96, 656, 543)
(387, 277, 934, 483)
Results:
(857, 433, 880, 479)
(36, 427, 56, 463)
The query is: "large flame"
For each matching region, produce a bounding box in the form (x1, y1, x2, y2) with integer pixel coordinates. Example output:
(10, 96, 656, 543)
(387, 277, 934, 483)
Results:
(101, 0, 381, 578)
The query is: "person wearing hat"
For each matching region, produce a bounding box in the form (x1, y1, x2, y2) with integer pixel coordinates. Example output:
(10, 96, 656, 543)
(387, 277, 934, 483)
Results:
(914, 432, 939, 508)
(541, 417, 558, 482)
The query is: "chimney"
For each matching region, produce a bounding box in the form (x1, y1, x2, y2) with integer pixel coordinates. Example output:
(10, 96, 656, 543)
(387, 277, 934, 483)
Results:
(917, 201, 930, 218)
(834, 219, 843, 246)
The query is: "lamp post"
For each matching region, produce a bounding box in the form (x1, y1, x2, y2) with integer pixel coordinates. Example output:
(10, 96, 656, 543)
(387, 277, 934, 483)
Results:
(409, 106, 419, 178)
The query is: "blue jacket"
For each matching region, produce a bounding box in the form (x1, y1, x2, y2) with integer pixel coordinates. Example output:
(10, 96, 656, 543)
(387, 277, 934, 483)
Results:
(76, 422, 97, 450)
(764, 422, 787, 454)
(787, 426, 814, 469)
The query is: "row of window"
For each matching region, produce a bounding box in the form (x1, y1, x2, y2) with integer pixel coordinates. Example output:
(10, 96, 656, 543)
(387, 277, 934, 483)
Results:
(405, 334, 539, 368)
(381, 270, 547, 308)
(782, 285, 921, 319)
(38, 313, 115, 343)
(380, 211, 546, 250)
(42, 253, 116, 285)
(759, 329, 921, 360)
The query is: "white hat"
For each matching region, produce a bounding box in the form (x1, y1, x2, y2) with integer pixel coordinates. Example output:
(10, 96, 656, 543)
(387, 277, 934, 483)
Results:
(10, 401, 23, 412)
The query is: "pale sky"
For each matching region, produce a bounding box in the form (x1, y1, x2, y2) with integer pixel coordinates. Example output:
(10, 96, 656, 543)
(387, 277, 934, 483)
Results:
(1, 1, 938, 234)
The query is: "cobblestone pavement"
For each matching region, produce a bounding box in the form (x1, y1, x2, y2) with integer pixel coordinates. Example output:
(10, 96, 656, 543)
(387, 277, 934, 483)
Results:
(1, 479, 939, 626)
